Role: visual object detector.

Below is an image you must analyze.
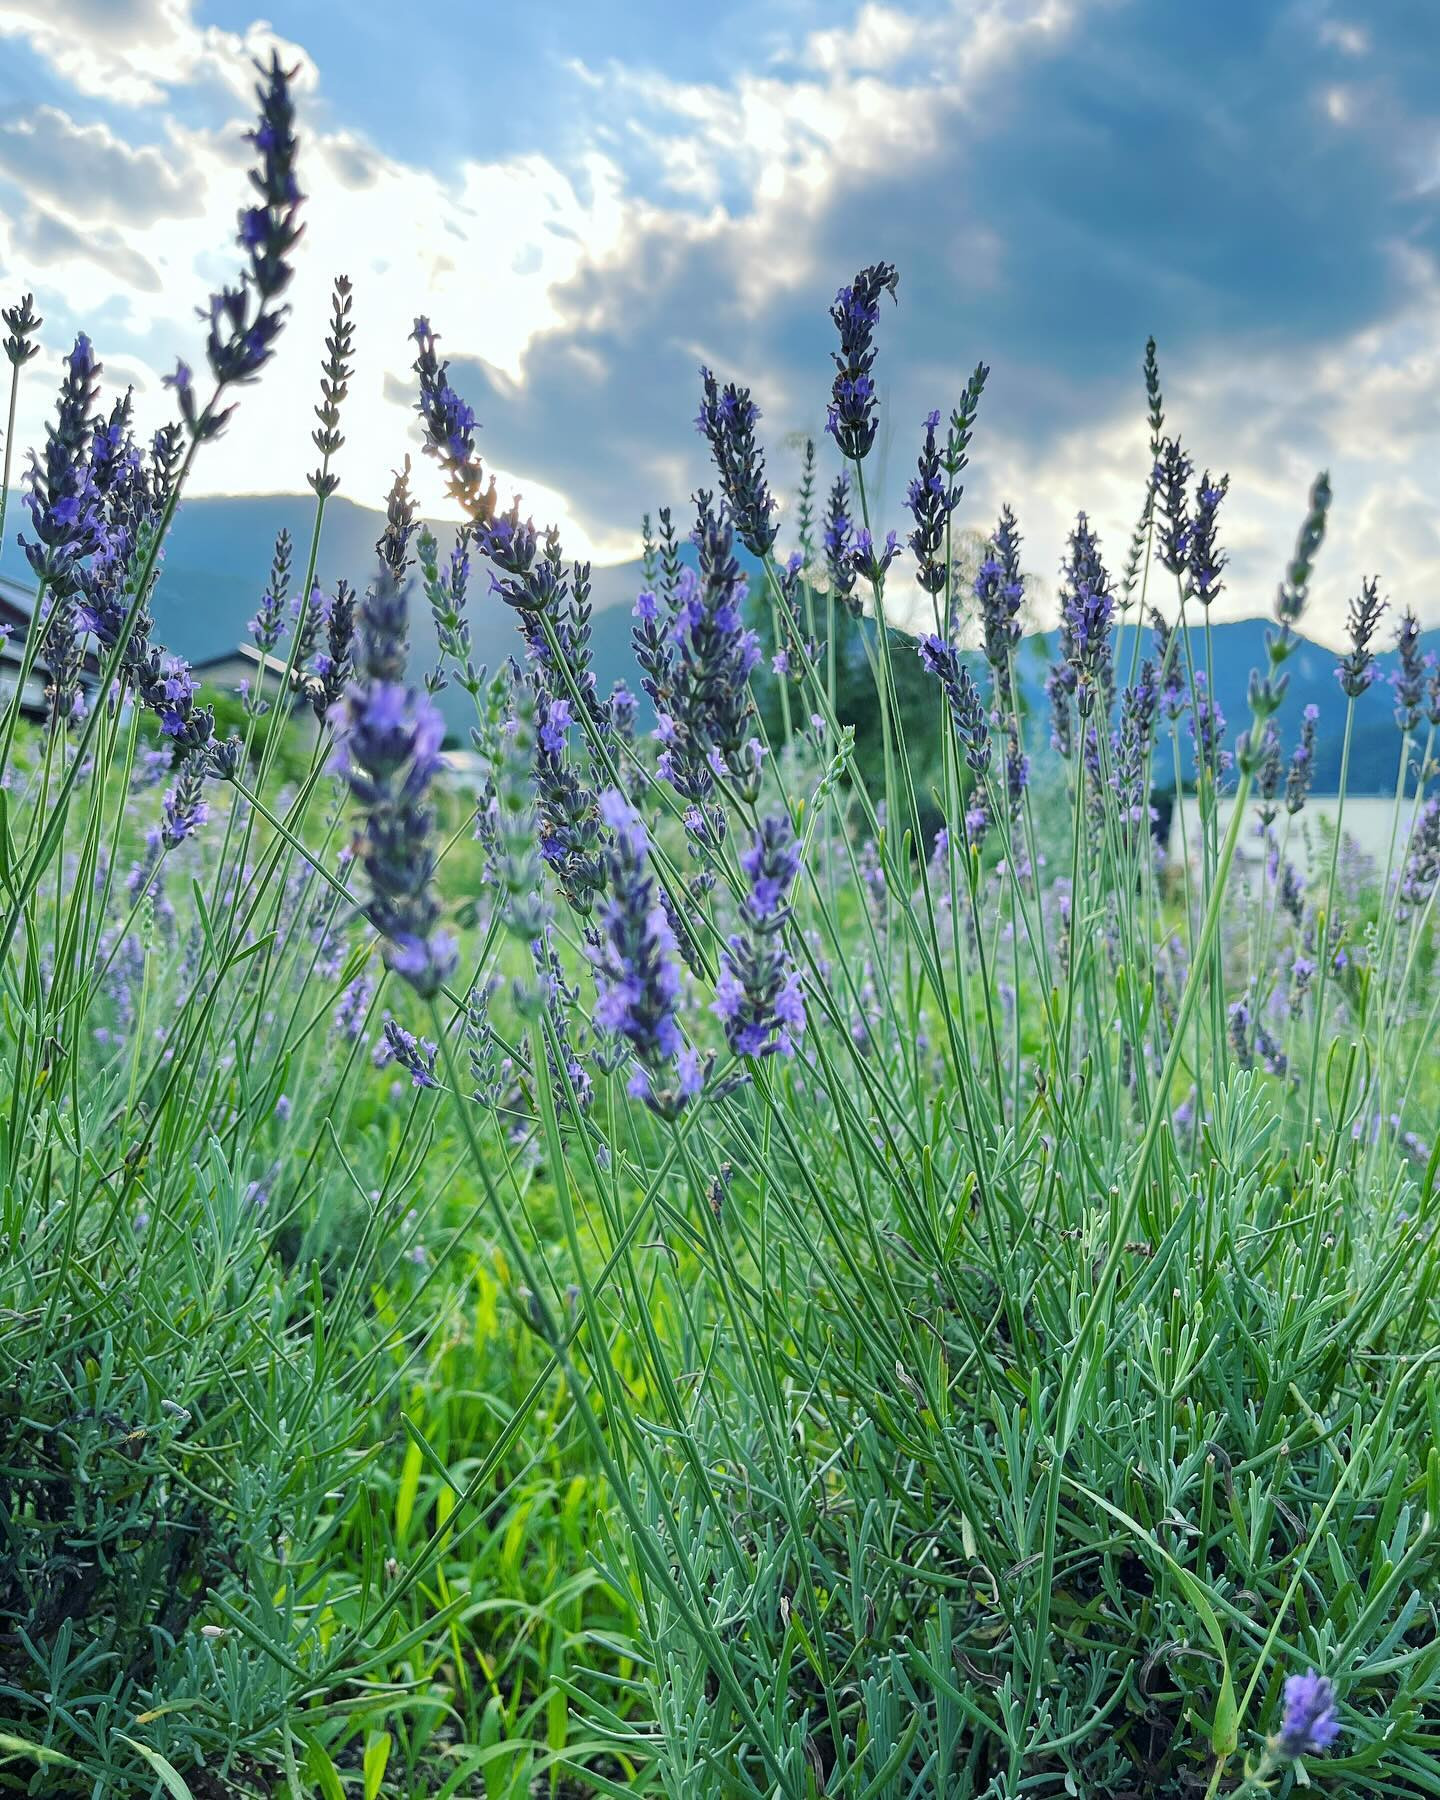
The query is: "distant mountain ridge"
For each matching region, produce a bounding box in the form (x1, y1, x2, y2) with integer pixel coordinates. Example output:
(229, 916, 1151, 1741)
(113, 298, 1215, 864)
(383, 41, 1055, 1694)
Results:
(2, 490, 1431, 792)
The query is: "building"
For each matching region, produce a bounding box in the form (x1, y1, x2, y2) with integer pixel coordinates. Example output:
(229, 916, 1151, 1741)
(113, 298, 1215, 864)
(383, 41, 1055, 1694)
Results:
(0, 571, 100, 722)
(191, 642, 321, 742)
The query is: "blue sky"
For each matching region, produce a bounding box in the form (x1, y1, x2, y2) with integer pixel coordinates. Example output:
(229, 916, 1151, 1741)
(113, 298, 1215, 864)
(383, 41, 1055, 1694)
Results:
(0, 0, 1437, 642)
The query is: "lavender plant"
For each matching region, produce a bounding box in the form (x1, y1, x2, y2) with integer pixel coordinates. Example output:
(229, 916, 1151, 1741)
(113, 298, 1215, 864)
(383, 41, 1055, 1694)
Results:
(2, 71, 1438, 1800)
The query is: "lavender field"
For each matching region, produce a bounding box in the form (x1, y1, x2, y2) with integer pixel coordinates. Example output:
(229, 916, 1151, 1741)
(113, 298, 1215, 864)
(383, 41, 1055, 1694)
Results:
(2, 16, 1439, 1800)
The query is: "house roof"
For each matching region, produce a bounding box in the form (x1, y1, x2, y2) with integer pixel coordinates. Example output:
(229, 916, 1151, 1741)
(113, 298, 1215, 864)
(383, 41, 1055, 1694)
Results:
(191, 641, 294, 682)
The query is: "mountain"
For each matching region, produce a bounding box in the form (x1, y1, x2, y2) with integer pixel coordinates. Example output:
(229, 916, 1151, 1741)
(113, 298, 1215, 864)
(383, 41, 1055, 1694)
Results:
(1, 490, 1431, 790)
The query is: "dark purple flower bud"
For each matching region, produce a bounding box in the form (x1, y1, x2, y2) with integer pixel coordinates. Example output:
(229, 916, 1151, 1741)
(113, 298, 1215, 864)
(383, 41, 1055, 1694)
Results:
(376, 456, 419, 582)
(714, 816, 805, 1059)
(192, 55, 302, 424)
(905, 410, 961, 594)
(309, 274, 354, 497)
(654, 496, 763, 809)
(976, 503, 1026, 701)
(531, 680, 606, 914)
(1274, 1672, 1340, 1760)
(823, 475, 858, 614)
(305, 578, 355, 720)
(1152, 436, 1193, 576)
(1335, 575, 1385, 698)
(2, 292, 42, 367)
(1059, 511, 1113, 716)
(248, 527, 293, 655)
(134, 648, 214, 752)
(696, 365, 778, 558)
(1187, 470, 1229, 604)
(827, 261, 899, 462)
(477, 499, 567, 614)
(1111, 676, 1158, 833)
(1391, 606, 1424, 732)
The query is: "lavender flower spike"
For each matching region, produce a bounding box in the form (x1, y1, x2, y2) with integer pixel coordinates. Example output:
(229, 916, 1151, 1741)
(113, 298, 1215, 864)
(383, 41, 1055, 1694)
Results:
(696, 366, 778, 558)
(714, 816, 805, 1059)
(906, 410, 961, 595)
(1272, 1671, 1341, 1760)
(176, 53, 303, 442)
(828, 261, 899, 462)
(589, 789, 699, 1118)
(20, 333, 102, 594)
(332, 561, 456, 998)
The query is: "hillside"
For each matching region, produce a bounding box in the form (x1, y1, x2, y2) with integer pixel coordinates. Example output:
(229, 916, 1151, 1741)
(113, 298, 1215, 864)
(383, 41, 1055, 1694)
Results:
(2, 490, 1431, 790)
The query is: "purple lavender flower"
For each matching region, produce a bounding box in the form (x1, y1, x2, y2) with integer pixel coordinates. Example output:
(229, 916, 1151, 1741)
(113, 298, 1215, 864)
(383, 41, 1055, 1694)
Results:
(850, 527, 900, 589)
(976, 504, 1025, 703)
(1285, 704, 1318, 814)
(309, 273, 354, 499)
(181, 55, 302, 438)
(332, 562, 456, 998)
(696, 366, 778, 558)
(919, 636, 990, 777)
(1152, 437, 1193, 576)
(1336, 576, 1386, 697)
(589, 789, 697, 1118)
(1273, 1672, 1340, 1760)
(134, 650, 213, 752)
(248, 528, 293, 655)
(161, 755, 209, 849)
(411, 316, 497, 525)
(1400, 797, 1440, 913)
(823, 475, 859, 615)
(418, 524, 474, 693)
(1228, 995, 1253, 1069)
(1254, 722, 1284, 827)
(531, 680, 605, 913)
(827, 262, 899, 462)
(906, 411, 961, 595)
(1189, 670, 1229, 782)
(2, 292, 42, 369)
(307, 578, 356, 720)
(333, 971, 375, 1041)
(382, 1018, 440, 1089)
(654, 496, 764, 809)
(1111, 676, 1158, 833)
(1391, 606, 1424, 732)
(1059, 511, 1113, 717)
(20, 333, 102, 595)
(714, 816, 805, 1060)
(1187, 471, 1229, 604)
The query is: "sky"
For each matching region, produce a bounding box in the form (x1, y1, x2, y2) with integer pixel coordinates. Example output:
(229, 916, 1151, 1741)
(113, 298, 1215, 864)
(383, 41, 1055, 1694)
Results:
(0, 0, 1437, 644)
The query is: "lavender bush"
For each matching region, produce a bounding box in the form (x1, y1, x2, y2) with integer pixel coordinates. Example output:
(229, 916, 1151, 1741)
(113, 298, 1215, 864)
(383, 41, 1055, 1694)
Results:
(0, 63, 1437, 1800)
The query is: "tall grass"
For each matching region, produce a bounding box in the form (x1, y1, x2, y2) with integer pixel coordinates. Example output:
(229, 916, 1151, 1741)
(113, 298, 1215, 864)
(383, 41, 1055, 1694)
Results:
(1, 58, 1437, 1800)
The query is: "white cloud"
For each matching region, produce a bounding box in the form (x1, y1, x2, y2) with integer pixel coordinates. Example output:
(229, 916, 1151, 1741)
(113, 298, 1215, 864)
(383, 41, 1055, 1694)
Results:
(0, 107, 200, 223)
(0, 0, 316, 106)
